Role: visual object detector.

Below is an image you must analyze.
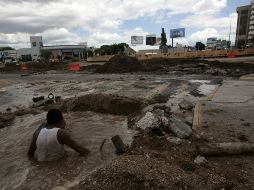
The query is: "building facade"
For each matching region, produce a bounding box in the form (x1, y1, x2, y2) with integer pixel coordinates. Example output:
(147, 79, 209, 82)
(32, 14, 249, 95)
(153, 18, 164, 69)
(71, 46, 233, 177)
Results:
(206, 38, 230, 50)
(0, 50, 17, 64)
(17, 36, 87, 62)
(247, 0, 254, 47)
(235, 1, 254, 49)
(206, 37, 217, 50)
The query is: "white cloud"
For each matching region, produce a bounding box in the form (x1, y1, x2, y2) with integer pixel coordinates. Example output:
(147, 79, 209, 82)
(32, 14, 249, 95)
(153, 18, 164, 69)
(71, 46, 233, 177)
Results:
(181, 13, 237, 29)
(193, 0, 227, 15)
(0, 0, 237, 48)
(188, 28, 219, 43)
(39, 28, 82, 45)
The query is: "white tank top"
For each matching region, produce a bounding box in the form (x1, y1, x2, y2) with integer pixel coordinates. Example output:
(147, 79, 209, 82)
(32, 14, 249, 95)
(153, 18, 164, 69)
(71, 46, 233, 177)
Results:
(35, 128, 65, 161)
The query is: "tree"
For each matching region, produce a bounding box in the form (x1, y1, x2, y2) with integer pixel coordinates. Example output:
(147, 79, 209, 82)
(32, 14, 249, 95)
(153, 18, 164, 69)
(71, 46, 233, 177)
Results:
(161, 28, 167, 46)
(195, 42, 205, 51)
(95, 43, 129, 55)
(0, 47, 15, 51)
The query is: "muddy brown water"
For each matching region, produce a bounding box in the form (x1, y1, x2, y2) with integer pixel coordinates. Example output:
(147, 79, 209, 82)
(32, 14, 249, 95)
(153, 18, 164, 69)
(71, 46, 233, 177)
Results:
(0, 111, 134, 190)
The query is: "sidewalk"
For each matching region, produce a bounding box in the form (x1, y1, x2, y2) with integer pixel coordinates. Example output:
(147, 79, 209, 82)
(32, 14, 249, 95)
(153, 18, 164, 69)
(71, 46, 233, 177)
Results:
(193, 79, 254, 143)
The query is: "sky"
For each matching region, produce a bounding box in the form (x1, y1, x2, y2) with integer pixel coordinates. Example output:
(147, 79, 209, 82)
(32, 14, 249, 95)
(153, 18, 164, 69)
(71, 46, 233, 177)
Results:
(0, 0, 251, 50)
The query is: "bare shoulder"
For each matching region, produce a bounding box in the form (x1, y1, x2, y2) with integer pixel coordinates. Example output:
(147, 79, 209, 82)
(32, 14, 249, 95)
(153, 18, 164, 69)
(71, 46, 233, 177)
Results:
(57, 129, 70, 144)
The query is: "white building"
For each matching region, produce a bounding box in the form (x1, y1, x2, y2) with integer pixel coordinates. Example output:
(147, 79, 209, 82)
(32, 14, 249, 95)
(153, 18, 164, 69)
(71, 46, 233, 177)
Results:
(206, 38, 230, 50)
(17, 36, 43, 61)
(0, 50, 17, 64)
(206, 37, 217, 50)
(17, 36, 87, 61)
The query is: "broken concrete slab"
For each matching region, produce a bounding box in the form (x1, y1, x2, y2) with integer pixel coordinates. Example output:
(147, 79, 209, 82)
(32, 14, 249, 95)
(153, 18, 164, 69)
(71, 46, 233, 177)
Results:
(135, 112, 161, 130)
(178, 99, 194, 110)
(168, 116, 192, 139)
(111, 135, 126, 155)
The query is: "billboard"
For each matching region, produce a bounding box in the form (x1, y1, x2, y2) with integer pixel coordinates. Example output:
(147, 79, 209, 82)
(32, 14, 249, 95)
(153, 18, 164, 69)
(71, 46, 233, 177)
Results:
(155, 37, 161, 45)
(131, 36, 143, 45)
(170, 28, 185, 38)
(146, 34, 156, 45)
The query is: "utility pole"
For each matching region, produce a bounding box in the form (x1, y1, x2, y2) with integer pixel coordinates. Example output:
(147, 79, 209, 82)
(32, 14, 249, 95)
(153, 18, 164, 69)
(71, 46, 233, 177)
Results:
(229, 20, 232, 42)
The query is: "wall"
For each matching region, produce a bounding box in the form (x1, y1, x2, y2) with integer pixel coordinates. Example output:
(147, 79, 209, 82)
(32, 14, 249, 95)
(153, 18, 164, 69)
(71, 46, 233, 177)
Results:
(87, 48, 254, 62)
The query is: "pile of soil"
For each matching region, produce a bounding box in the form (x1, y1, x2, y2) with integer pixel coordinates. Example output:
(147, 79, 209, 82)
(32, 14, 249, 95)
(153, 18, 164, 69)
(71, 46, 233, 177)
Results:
(89, 56, 254, 76)
(95, 55, 144, 73)
(74, 132, 254, 190)
(142, 58, 254, 77)
(68, 94, 145, 115)
(0, 113, 15, 128)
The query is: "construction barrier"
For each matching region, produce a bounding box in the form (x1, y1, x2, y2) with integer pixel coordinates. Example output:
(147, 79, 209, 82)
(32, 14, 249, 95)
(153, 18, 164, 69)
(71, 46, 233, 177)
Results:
(20, 63, 28, 71)
(68, 64, 80, 71)
(228, 53, 236, 58)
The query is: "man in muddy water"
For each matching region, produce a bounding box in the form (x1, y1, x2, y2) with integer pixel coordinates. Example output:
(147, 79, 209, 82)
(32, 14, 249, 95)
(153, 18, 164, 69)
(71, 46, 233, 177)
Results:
(28, 109, 90, 161)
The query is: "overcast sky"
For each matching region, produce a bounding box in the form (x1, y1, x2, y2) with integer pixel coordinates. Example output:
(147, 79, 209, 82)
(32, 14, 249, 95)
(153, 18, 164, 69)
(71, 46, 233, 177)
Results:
(0, 0, 251, 50)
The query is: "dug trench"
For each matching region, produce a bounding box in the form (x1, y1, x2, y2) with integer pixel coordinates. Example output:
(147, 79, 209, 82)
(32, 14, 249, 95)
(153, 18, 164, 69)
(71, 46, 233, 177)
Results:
(32, 90, 253, 190)
(0, 92, 175, 190)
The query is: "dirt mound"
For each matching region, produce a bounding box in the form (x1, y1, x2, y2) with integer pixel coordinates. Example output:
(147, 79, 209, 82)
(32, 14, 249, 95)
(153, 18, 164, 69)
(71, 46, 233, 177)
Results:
(96, 55, 143, 73)
(141, 58, 254, 77)
(74, 133, 254, 190)
(0, 113, 15, 128)
(68, 94, 144, 115)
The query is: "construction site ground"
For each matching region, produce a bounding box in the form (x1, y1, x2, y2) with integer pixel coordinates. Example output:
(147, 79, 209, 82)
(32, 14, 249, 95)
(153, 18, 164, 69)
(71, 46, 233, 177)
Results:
(0, 57, 254, 190)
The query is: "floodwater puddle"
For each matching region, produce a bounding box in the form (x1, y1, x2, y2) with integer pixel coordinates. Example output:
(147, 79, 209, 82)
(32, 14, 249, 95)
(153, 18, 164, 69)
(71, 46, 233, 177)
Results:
(0, 111, 134, 190)
(189, 80, 218, 96)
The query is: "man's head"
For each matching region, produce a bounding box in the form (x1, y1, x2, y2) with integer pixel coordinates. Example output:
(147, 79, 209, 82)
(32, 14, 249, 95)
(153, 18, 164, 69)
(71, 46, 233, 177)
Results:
(47, 109, 65, 128)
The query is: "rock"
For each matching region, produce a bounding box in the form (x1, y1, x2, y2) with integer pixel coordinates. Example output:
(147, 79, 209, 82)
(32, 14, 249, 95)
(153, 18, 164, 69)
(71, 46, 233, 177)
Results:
(111, 135, 126, 155)
(194, 155, 207, 165)
(152, 109, 165, 117)
(167, 136, 182, 145)
(32, 96, 45, 103)
(135, 112, 161, 130)
(161, 116, 169, 126)
(153, 105, 171, 115)
(168, 116, 192, 139)
(178, 99, 194, 110)
(183, 111, 193, 126)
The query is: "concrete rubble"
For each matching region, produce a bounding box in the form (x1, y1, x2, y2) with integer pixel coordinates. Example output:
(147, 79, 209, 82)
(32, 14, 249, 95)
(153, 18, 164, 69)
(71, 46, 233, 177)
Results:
(167, 116, 192, 139)
(194, 155, 207, 165)
(178, 99, 194, 110)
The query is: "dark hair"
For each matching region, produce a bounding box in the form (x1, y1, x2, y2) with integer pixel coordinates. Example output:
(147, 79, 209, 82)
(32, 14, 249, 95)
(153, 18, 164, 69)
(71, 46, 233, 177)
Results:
(47, 109, 63, 125)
